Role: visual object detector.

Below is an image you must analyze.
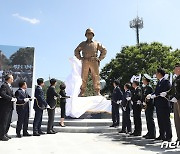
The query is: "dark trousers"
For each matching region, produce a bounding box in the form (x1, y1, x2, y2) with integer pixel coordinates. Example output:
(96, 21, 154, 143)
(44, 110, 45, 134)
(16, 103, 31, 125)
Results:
(16, 106, 29, 135)
(60, 102, 66, 118)
(174, 101, 180, 140)
(47, 108, 55, 132)
(145, 104, 156, 137)
(132, 104, 142, 133)
(156, 106, 172, 140)
(122, 108, 131, 132)
(111, 103, 120, 125)
(33, 109, 43, 133)
(0, 106, 13, 138)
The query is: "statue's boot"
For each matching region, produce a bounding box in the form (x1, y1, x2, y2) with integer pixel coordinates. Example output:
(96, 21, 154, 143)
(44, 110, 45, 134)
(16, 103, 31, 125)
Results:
(78, 90, 85, 97)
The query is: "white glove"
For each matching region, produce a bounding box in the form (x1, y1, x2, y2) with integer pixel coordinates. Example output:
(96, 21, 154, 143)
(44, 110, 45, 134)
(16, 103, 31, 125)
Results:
(126, 97, 131, 101)
(146, 94, 151, 100)
(54, 96, 57, 100)
(104, 95, 109, 99)
(143, 102, 146, 106)
(11, 97, 17, 102)
(122, 107, 126, 111)
(151, 94, 156, 99)
(131, 101, 133, 105)
(170, 97, 178, 103)
(31, 97, 36, 100)
(160, 92, 167, 97)
(24, 98, 29, 102)
(137, 100, 141, 105)
(46, 105, 51, 109)
(117, 100, 122, 104)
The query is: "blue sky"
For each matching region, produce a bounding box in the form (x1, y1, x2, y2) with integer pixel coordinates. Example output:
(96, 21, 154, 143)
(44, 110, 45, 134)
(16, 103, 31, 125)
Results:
(0, 0, 180, 81)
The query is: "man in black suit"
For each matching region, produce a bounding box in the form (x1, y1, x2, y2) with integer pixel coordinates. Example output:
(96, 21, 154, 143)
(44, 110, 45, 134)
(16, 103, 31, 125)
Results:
(142, 74, 156, 139)
(131, 81, 142, 136)
(151, 68, 172, 141)
(15, 81, 32, 138)
(46, 78, 59, 134)
(0, 74, 17, 141)
(110, 80, 123, 127)
(119, 83, 132, 134)
(33, 78, 47, 136)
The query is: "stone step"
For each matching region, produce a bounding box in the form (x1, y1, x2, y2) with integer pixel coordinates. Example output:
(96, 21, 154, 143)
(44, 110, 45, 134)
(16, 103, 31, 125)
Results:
(28, 117, 148, 127)
(28, 118, 112, 127)
(11, 121, 148, 133)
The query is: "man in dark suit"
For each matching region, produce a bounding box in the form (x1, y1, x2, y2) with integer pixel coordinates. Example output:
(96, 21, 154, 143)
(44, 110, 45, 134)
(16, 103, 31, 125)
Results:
(119, 83, 132, 134)
(142, 74, 156, 139)
(110, 80, 123, 127)
(151, 68, 172, 141)
(0, 74, 17, 141)
(46, 78, 59, 134)
(131, 81, 142, 136)
(15, 81, 32, 138)
(33, 78, 47, 136)
(170, 63, 180, 142)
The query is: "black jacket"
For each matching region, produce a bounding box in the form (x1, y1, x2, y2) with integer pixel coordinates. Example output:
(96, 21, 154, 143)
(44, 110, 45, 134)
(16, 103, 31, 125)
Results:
(131, 86, 142, 104)
(60, 90, 69, 103)
(112, 86, 123, 104)
(46, 86, 59, 108)
(122, 90, 132, 110)
(0, 82, 14, 110)
(142, 84, 154, 105)
(15, 88, 31, 111)
(33, 86, 47, 110)
(169, 75, 180, 101)
(154, 78, 171, 107)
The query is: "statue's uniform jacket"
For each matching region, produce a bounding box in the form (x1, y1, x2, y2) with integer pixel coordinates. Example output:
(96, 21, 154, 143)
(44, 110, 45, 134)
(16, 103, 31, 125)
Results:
(74, 40, 107, 94)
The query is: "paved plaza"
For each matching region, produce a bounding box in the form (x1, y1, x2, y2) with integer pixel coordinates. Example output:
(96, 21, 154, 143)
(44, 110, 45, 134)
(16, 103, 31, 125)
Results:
(0, 113, 180, 154)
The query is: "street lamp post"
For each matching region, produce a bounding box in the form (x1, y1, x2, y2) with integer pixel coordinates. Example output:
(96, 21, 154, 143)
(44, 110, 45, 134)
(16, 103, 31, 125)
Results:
(130, 16, 144, 46)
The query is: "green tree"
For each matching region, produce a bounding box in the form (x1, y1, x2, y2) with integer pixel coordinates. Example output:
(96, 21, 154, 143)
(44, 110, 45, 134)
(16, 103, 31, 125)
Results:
(84, 74, 95, 96)
(100, 42, 180, 93)
(10, 47, 34, 65)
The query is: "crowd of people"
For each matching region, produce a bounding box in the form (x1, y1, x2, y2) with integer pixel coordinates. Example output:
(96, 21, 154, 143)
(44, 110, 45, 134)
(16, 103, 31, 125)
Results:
(110, 64, 180, 143)
(0, 76, 69, 141)
(0, 64, 179, 145)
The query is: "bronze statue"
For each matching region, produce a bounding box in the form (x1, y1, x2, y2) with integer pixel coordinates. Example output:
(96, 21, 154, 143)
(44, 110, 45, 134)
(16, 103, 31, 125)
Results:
(74, 28, 107, 97)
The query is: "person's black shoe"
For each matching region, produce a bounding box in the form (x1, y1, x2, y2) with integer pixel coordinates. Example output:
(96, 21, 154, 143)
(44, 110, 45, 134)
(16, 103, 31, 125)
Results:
(0, 136, 9, 141)
(16, 134, 22, 138)
(130, 132, 135, 136)
(5, 134, 11, 139)
(119, 130, 126, 133)
(59, 123, 66, 127)
(155, 136, 163, 140)
(52, 130, 57, 134)
(109, 124, 115, 127)
(142, 134, 148, 138)
(133, 133, 141, 136)
(163, 138, 172, 142)
(33, 132, 40, 136)
(145, 136, 156, 139)
(47, 130, 55, 134)
(23, 133, 32, 137)
(114, 124, 119, 128)
(38, 131, 45, 135)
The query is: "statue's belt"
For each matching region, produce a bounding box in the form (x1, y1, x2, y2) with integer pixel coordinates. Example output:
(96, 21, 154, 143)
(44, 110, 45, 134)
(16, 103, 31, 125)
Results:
(82, 57, 99, 61)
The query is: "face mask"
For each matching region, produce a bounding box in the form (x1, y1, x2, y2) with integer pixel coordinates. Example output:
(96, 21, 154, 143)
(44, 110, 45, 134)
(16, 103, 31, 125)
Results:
(142, 84, 146, 87)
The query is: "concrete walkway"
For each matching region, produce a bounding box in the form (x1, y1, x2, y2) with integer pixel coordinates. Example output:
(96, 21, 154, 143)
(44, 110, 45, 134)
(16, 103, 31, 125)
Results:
(0, 126, 179, 154)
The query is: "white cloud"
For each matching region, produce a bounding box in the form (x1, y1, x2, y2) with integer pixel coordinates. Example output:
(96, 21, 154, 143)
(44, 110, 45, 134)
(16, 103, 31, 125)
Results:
(12, 13, 40, 24)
